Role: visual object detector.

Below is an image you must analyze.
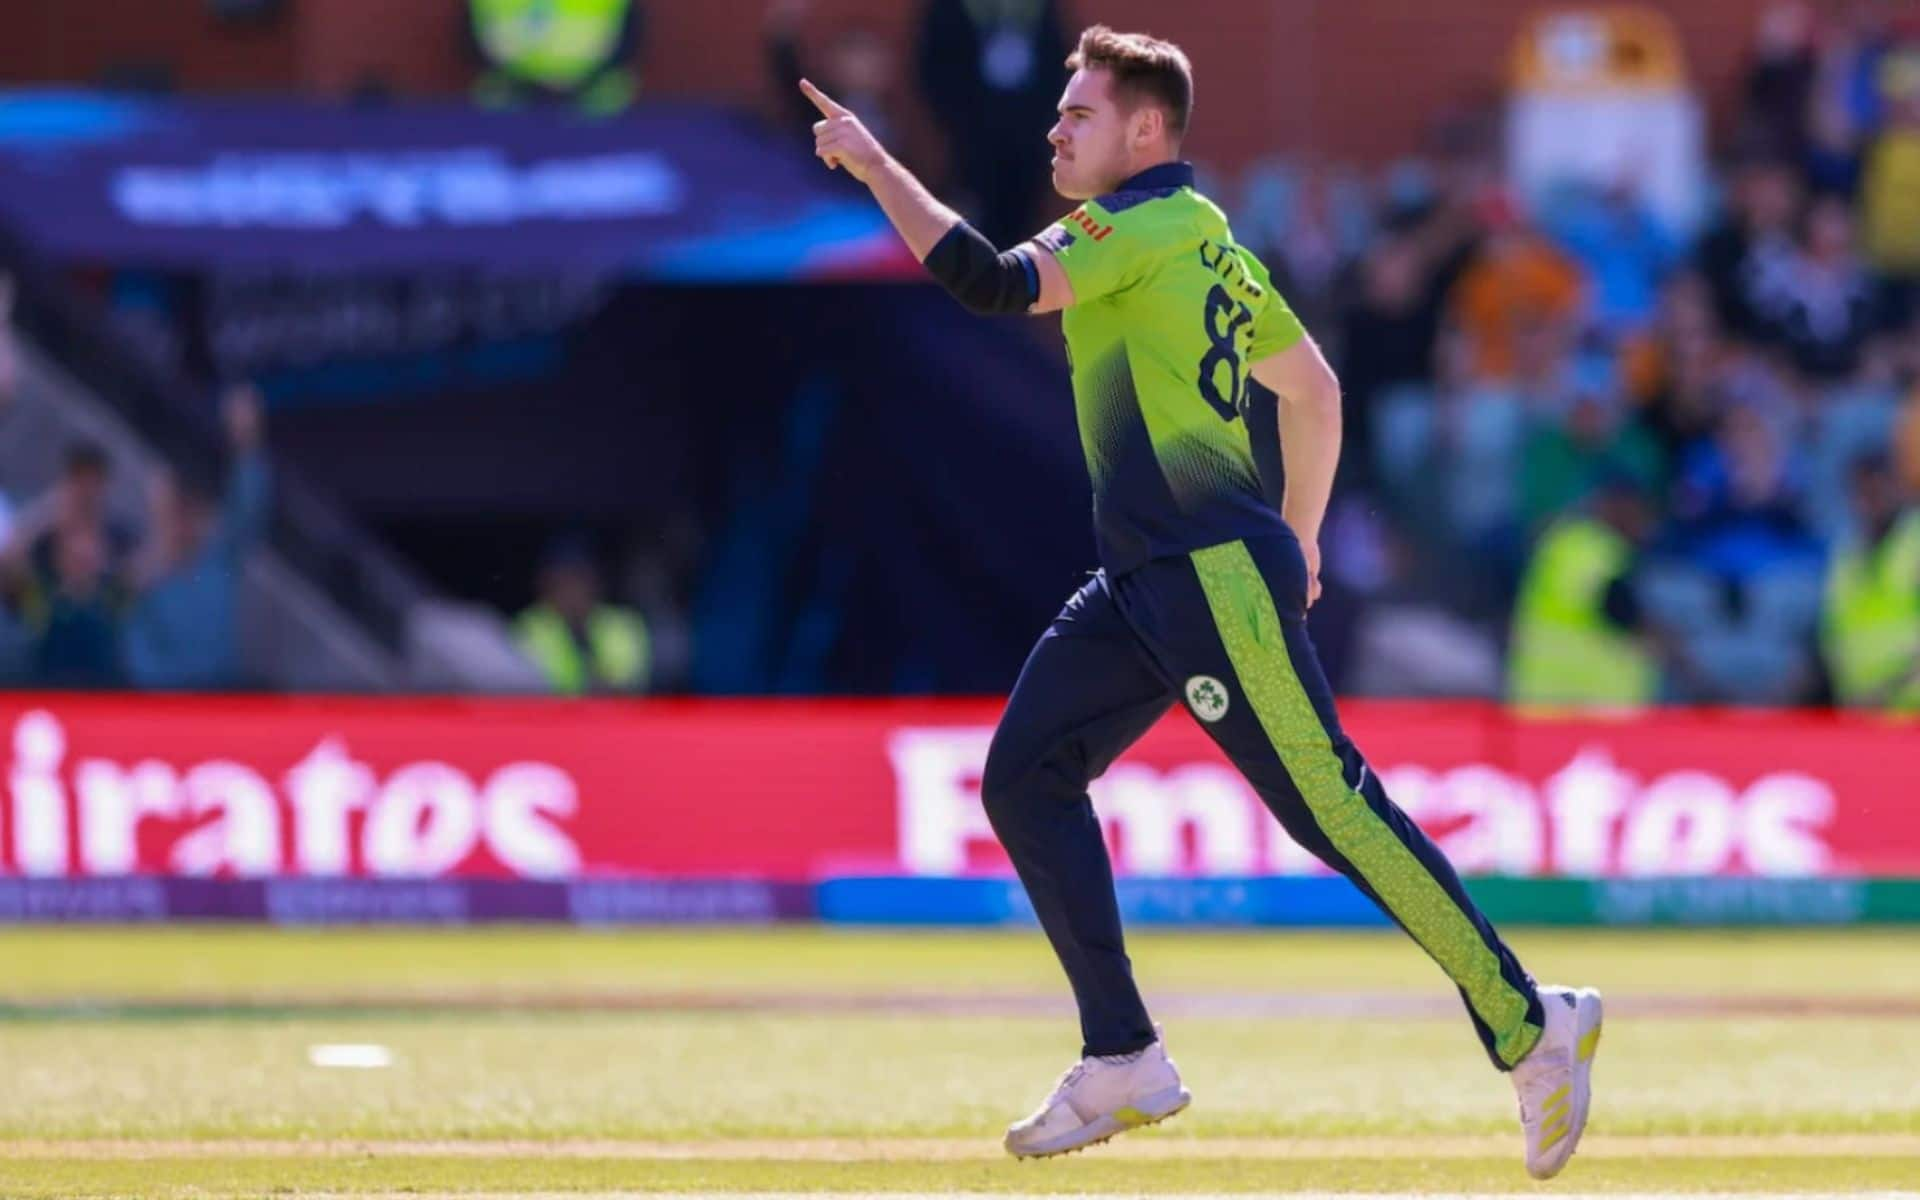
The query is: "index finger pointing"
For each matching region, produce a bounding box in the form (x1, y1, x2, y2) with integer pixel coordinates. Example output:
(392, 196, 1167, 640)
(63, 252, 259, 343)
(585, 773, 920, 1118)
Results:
(799, 78, 849, 118)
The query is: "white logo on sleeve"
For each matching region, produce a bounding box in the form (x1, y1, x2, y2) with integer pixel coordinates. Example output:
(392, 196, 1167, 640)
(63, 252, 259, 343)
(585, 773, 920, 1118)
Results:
(1185, 675, 1231, 723)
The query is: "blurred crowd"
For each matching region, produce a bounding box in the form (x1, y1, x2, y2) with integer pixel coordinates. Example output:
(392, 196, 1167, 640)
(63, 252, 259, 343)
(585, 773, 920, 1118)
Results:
(1199, 2, 1920, 710)
(0, 329, 273, 691)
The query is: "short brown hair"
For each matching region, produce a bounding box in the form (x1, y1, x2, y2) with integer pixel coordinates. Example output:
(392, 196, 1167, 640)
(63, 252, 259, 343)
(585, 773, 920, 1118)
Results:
(1066, 25, 1194, 141)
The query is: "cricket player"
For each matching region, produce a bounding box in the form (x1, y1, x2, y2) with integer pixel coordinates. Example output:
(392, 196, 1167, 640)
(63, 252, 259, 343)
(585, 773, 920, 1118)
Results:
(801, 24, 1602, 1179)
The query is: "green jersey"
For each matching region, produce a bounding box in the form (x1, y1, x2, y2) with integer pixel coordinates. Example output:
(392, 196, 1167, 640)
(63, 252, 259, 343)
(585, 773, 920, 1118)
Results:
(1030, 161, 1305, 574)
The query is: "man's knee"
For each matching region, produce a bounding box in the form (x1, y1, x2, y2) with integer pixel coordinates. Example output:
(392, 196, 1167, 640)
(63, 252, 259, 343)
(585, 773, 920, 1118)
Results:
(981, 734, 1080, 830)
(979, 738, 1030, 828)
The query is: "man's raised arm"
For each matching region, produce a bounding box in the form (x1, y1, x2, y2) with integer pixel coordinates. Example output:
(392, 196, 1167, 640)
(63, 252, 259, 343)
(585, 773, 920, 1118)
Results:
(802, 79, 1066, 315)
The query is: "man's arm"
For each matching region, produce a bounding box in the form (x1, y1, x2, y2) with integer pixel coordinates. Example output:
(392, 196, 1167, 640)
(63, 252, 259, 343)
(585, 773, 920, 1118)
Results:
(803, 79, 961, 259)
(1250, 335, 1342, 606)
(0, 489, 58, 584)
(1027, 250, 1076, 313)
(208, 387, 272, 562)
(803, 80, 1065, 314)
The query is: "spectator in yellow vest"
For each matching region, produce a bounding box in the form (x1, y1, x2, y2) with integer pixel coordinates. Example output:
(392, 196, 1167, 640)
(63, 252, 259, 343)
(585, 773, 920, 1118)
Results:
(468, 0, 643, 115)
(1822, 451, 1920, 710)
(1507, 476, 1661, 707)
(515, 538, 650, 696)
(1861, 47, 1920, 277)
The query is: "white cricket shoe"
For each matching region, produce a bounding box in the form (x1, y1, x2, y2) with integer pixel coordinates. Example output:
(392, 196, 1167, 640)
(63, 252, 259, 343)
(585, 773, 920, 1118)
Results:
(1003, 1030, 1191, 1158)
(1511, 984, 1604, 1179)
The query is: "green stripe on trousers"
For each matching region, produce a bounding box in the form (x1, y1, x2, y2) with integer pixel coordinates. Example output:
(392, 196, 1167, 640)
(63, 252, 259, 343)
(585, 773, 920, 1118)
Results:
(1189, 539, 1542, 1067)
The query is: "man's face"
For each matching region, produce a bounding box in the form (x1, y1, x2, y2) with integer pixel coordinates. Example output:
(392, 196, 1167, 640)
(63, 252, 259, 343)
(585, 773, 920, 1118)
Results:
(1047, 69, 1140, 201)
(175, 495, 217, 560)
(63, 465, 108, 518)
(1740, 164, 1799, 233)
(1806, 197, 1855, 262)
(1362, 239, 1421, 309)
(542, 563, 599, 623)
(828, 28, 893, 95)
(1597, 490, 1653, 544)
(55, 525, 105, 598)
(1854, 464, 1902, 528)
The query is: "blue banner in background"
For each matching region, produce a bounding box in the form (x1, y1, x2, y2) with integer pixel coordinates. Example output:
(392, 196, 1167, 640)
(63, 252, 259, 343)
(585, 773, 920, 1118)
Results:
(815, 876, 1396, 927)
(0, 91, 917, 279)
(0, 875, 1912, 926)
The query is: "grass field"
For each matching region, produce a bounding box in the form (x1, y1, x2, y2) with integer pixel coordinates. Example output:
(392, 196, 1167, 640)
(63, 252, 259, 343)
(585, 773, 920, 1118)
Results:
(1, 926, 1916, 1197)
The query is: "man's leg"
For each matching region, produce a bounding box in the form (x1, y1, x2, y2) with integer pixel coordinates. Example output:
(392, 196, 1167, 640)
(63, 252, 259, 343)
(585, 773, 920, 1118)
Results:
(982, 571, 1174, 1058)
(1146, 537, 1545, 1070)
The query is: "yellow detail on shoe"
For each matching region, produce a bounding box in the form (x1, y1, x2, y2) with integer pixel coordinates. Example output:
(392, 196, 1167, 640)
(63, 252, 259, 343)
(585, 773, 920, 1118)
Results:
(1113, 1106, 1151, 1128)
(1545, 1083, 1571, 1111)
(1578, 1022, 1602, 1062)
(1538, 1119, 1572, 1154)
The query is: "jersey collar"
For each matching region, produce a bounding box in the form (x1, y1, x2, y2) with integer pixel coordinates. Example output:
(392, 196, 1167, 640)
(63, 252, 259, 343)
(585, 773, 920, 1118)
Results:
(1113, 160, 1194, 193)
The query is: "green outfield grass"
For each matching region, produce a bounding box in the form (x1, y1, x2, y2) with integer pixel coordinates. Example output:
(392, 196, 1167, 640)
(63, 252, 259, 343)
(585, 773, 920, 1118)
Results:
(1, 1153, 1917, 1198)
(0, 926, 1915, 1197)
(5, 926, 1919, 999)
(2, 1012, 1917, 1140)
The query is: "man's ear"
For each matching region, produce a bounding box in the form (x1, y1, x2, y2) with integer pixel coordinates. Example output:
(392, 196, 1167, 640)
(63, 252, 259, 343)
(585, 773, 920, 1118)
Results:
(1132, 105, 1163, 150)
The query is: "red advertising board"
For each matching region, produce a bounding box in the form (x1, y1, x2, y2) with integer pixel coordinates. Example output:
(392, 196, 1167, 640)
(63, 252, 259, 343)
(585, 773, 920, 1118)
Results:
(0, 695, 1912, 881)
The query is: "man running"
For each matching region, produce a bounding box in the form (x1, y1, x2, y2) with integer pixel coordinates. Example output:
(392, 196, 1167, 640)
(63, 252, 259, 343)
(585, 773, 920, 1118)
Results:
(800, 24, 1602, 1180)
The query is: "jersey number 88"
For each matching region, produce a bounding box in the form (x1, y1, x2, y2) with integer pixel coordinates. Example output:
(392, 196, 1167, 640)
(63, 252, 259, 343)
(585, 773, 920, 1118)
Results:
(1198, 283, 1252, 422)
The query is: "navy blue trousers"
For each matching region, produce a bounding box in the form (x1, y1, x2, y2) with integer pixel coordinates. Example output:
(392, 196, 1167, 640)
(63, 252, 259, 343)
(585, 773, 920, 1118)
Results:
(980, 534, 1544, 1070)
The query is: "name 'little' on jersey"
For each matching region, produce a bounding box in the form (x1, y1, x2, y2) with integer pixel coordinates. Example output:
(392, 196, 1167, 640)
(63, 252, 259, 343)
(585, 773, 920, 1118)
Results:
(1031, 161, 1305, 575)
